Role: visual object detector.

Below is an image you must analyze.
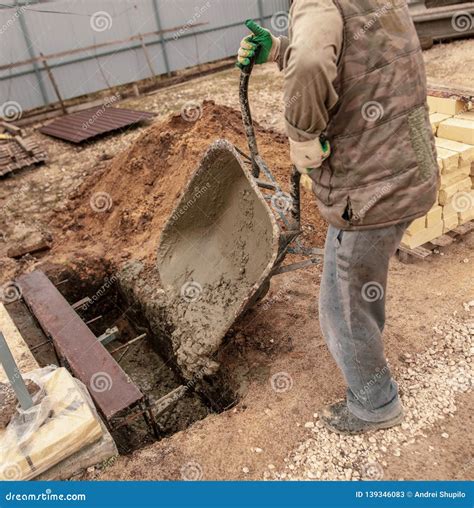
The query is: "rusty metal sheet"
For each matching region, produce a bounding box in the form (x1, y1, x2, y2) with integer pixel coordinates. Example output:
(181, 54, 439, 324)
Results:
(0, 137, 47, 177)
(17, 270, 143, 420)
(39, 107, 155, 143)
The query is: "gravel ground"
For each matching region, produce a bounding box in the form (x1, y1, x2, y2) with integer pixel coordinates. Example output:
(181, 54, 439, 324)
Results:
(268, 314, 473, 481)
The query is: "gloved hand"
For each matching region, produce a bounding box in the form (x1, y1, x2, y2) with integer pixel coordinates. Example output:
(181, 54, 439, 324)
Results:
(236, 19, 280, 69)
(290, 137, 331, 176)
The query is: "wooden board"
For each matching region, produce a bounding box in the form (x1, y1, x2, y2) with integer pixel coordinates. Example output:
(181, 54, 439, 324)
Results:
(17, 270, 143, 420)
(0, 303, 39, 383)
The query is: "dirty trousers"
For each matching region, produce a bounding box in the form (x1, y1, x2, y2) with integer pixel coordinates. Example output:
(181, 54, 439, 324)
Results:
(319, 222, 409, 422)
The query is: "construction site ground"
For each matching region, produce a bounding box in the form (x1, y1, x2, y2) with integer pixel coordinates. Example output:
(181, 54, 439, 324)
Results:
(0, 39, 473, 481)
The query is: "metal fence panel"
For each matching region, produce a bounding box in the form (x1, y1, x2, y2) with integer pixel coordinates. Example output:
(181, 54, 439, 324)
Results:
(0, 0, 290, 113)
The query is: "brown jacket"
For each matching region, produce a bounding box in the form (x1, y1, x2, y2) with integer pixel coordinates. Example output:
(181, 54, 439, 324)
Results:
(279, 0, 439, 230)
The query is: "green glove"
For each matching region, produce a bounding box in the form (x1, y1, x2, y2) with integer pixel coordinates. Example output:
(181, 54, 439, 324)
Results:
(236, 19, 274, 69)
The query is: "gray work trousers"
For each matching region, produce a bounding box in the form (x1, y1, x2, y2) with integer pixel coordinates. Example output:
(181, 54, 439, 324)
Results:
(319, 222, 409, 422)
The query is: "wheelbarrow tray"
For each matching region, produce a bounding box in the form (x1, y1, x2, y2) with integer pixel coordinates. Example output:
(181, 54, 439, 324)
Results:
(157, 139, 280, 379)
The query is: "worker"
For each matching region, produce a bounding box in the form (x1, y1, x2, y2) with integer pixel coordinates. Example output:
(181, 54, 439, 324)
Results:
(237, 1, 439, 435)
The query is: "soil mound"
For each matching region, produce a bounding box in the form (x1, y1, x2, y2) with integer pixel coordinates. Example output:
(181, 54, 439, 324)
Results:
(62, 100, 327, 265)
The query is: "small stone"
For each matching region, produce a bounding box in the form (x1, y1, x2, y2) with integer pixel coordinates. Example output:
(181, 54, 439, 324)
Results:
(268, 464, 275, 470)
(254, 447, 263, 453)
(242, 467, 249, 474)
(304, 421, 315, 428)
(441, 432, 449, 439)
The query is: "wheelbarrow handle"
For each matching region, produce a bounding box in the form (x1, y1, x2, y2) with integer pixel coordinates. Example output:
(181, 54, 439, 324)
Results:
(239, 58, 301, 228)
(239, 58, 260, 178)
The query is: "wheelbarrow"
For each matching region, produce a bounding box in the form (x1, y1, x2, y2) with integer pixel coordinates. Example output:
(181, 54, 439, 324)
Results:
(156, 60, 323, 377)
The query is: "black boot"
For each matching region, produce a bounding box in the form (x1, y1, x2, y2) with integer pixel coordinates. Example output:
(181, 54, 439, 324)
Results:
(320, 401, 404, 435)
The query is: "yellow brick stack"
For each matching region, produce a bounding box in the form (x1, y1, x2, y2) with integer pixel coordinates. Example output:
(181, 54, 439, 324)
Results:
(401, 96, 474, 249)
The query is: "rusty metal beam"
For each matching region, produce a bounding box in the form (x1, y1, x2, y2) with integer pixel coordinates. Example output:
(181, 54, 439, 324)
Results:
(17, 270, 143, 420)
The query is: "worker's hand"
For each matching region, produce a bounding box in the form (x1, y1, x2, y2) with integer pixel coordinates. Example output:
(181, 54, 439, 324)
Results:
(236, 20, 279, 69)
(289, 137, 331, 176)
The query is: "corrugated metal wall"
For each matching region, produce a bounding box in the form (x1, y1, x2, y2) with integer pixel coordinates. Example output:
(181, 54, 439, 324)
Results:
(0, 0, 290, 112)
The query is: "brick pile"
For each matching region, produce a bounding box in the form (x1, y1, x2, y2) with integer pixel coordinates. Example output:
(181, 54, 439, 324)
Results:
(401, 96, 474, 249)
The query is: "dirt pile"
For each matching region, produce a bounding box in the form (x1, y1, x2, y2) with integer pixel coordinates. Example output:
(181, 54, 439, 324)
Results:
(59, 101, 327, 266)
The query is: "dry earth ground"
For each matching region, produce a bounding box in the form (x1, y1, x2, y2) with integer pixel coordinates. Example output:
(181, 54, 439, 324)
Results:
(0, 40, 473, 481)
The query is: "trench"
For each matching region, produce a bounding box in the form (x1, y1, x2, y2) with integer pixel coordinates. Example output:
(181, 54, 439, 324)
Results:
(6, 261, 237, 454)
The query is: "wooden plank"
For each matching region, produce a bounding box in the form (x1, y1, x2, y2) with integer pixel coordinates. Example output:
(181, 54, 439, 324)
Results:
(17, 270, 143, 420)
(429, 234, 454, 248)
(398, 244, 433, 264)
(451, 221, 474, 237)
(0, 303, 39, 384)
